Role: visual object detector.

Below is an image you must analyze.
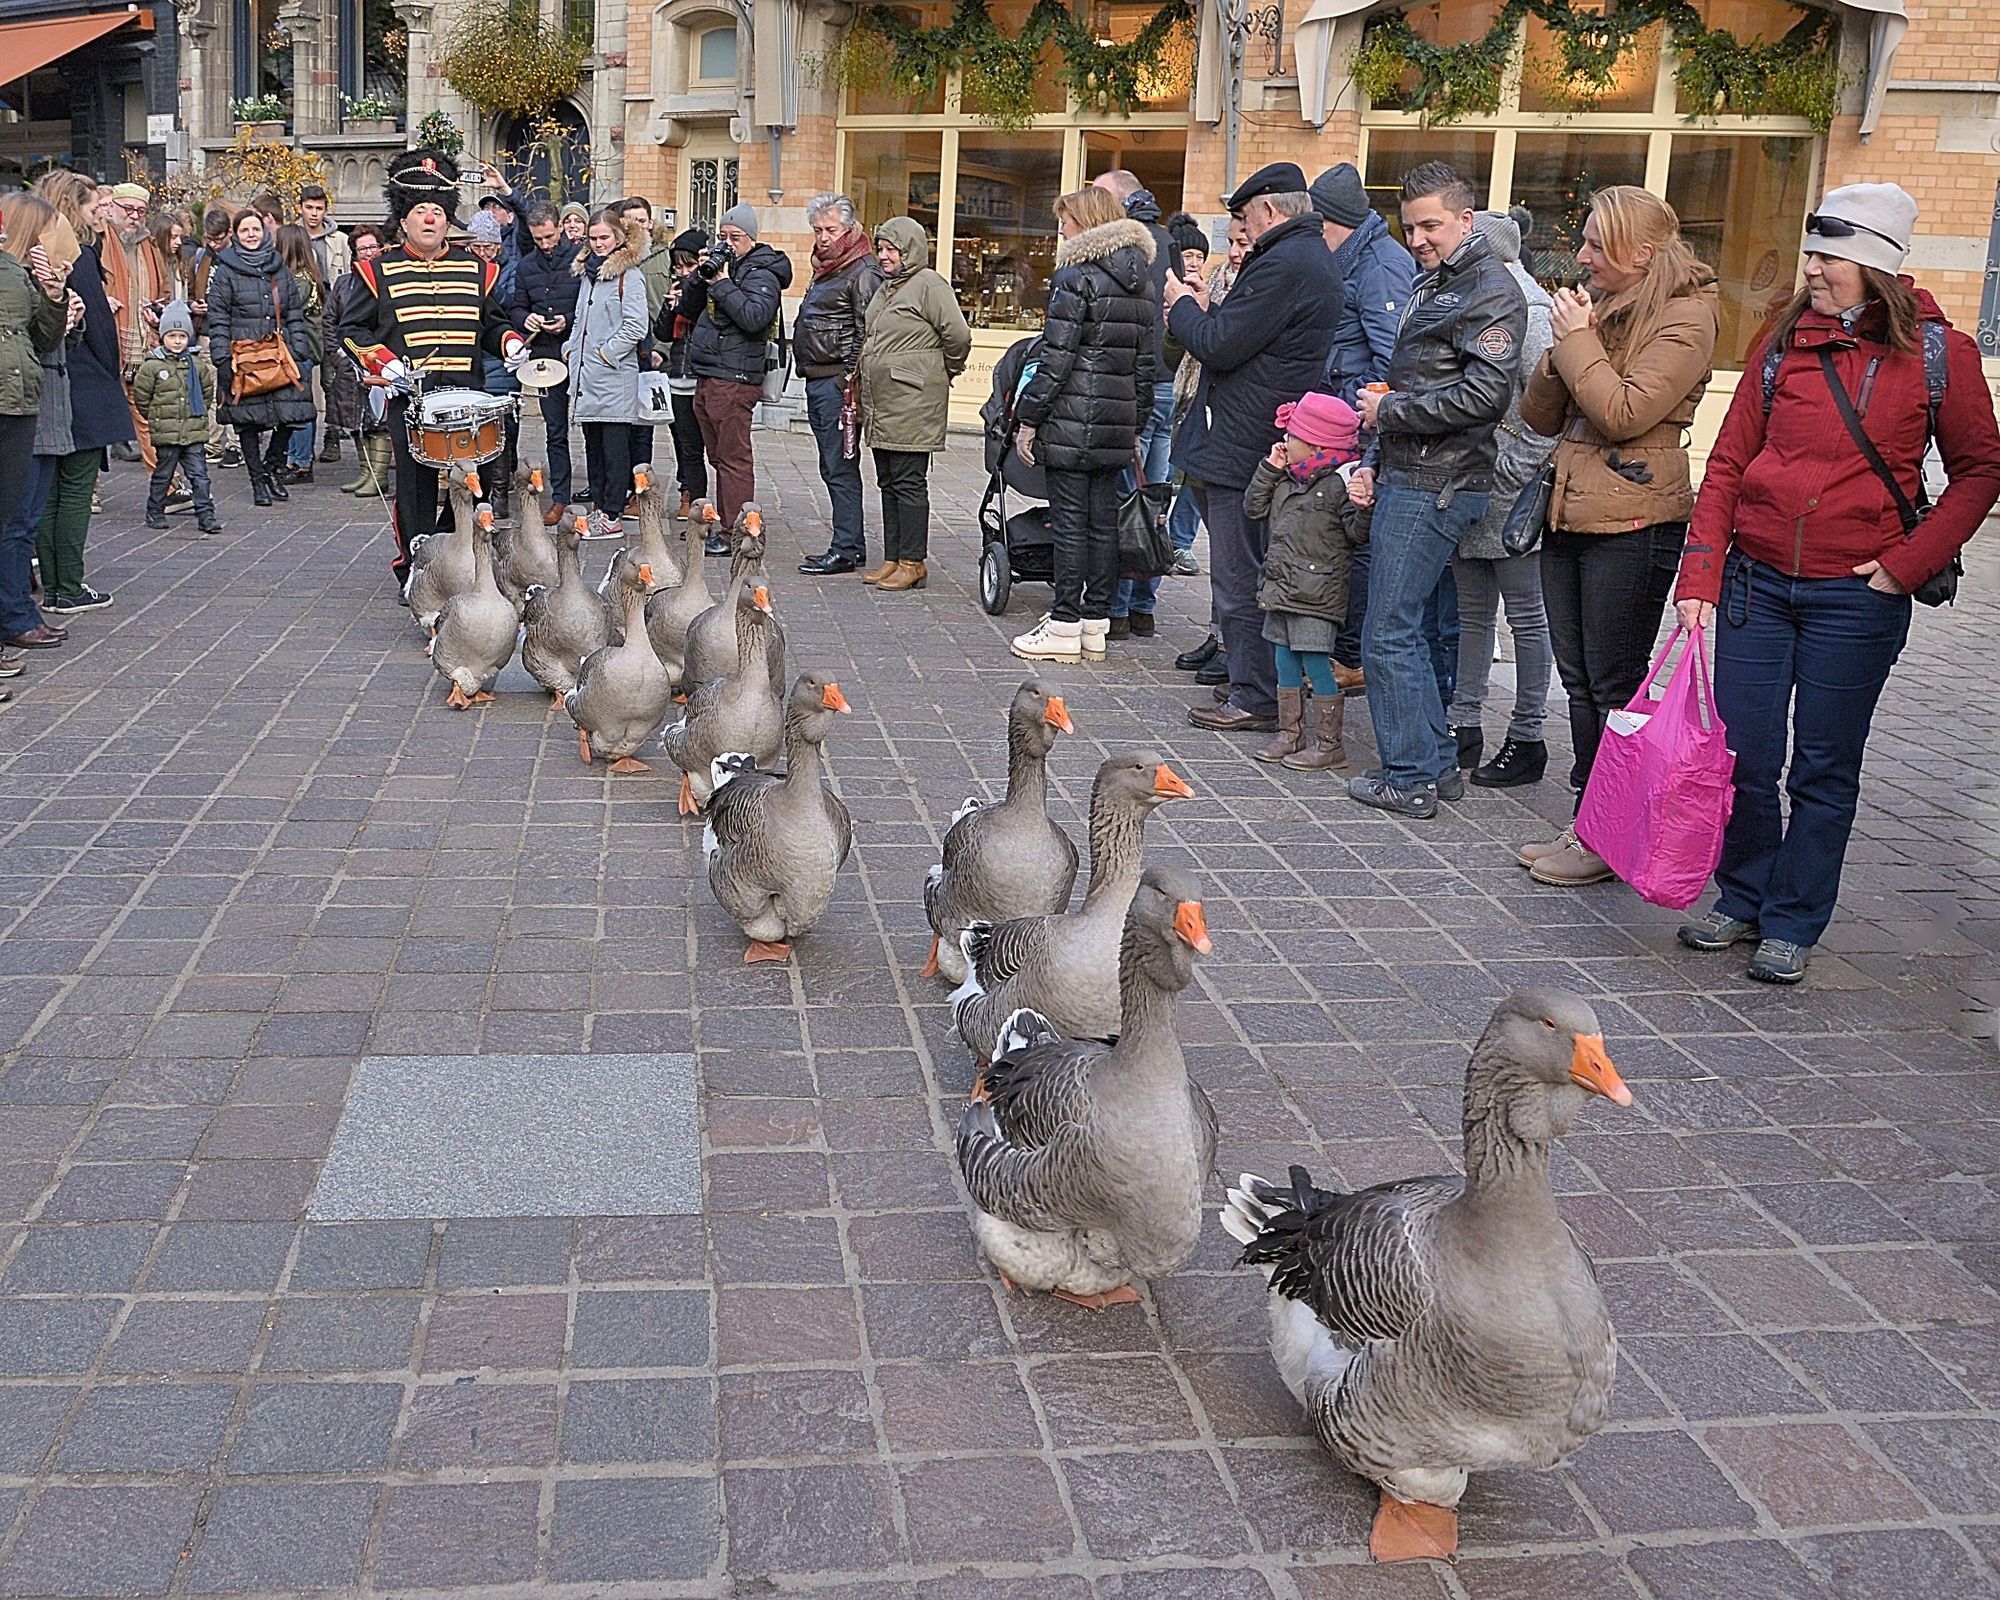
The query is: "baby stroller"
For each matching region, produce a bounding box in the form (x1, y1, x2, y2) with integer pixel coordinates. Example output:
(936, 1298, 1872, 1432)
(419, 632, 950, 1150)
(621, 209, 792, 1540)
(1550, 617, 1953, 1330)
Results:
(974, 334, 1053, 615)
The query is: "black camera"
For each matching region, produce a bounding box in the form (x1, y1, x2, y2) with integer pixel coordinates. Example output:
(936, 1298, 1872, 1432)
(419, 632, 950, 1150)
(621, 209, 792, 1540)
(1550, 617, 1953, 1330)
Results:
(697, 240, 735, 280)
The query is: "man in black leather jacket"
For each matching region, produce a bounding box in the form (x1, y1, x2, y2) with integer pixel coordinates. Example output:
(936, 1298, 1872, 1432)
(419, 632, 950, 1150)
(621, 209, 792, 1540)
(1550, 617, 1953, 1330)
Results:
(1348, 161, 1526, 819)
(794, 195, 885, 575)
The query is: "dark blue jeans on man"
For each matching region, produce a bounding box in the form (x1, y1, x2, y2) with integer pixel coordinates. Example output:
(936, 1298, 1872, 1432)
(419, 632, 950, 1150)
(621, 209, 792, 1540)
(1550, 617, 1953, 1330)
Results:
(806, 376, 866, 563)
(1709, 551, 1910, 948)
(0, 425, 49, 640)
(1114, 381, 1178, 619)
(1359, 477, 1486, 789)
(1194, 479, 1275, 718)
(538, 383, 573, 506)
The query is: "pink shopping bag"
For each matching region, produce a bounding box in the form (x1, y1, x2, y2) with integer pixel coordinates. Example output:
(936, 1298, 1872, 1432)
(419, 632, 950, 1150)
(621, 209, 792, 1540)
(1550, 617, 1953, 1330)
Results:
(1575, 625, 1735, 911)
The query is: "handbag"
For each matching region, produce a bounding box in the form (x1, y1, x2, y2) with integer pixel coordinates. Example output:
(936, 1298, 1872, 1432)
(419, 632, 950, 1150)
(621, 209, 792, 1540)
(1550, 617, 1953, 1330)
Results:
(1118, 447, 1174, 578)
(1575, 625, 1735, 911)
(1818, 348, 1960, 608)
(1500, 460, 1554, 556)
(228, 280, 301, 402)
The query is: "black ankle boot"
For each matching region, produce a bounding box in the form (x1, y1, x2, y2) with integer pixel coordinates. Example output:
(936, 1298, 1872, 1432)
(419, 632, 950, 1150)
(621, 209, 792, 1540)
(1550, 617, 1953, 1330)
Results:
(1471, 736, 1548, 788)
(250, 465, 274, 508)
(1452, 724, 1484, 770)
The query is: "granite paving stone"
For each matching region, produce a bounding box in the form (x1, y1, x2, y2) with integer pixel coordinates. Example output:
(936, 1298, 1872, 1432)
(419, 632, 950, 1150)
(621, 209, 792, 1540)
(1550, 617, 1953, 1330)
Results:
(0, 444, 1991, 1598)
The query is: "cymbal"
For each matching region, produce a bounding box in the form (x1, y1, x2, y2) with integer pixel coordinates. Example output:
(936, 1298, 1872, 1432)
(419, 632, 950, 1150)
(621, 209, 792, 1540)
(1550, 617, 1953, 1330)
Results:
(518, 357, 569, 391)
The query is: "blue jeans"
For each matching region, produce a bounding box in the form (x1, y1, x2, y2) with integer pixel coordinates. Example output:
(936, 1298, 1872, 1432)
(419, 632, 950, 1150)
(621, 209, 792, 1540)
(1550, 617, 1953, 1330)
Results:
(1114, 381, 1177, 618)
(806, 376, 866, 561)
(1360, 479, 1487, 788)
(1710, 552, 1910, 948)
(286, 359, 316, 466)
(1424, 562, 1459, 709)
(1168, 482, 1200, 553)
(1, 451, 56, 638)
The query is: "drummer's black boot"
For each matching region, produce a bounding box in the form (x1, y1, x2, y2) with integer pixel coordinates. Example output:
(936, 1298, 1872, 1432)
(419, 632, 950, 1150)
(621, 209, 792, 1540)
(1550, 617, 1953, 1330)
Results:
(489, 474, 512, 524)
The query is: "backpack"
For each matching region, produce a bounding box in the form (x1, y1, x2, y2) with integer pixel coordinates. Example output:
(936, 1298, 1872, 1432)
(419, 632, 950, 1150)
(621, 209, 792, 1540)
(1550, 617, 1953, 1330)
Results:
(1762, 317, 1947, 436)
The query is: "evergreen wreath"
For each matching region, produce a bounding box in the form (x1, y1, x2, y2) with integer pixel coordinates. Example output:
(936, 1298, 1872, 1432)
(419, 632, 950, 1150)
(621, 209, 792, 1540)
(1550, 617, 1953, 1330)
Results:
(814, 0, 1196, 131)
(1353, 0, 1841, 131)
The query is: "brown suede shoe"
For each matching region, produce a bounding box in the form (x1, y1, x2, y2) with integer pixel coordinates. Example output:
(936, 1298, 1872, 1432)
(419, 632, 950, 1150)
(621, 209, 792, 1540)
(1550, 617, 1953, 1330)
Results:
(1189, 701, 1277, 732)
(1333, 661, 1365, 695)
(543, 501, 566, 527)
(861, 560, 899, 585)
(1529, 839, 1616, 887)
(877, 559, 927, 591)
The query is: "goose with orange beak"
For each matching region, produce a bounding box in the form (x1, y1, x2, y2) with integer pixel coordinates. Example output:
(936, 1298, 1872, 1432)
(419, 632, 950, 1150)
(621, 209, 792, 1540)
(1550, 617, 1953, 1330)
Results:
(955, 865, 1218, 1310)
(922, 680, 1081, 985)
(564, 555, 675, 773)
(494, 462, 559, 612)
(703, 672, 856, 963)
(661, 583, 784, 811)
(1220, 991, 1629, 1566)
(950, 753, 1193, 1071)
(430, 504, 518, 709)
(682, 506, 788, 697)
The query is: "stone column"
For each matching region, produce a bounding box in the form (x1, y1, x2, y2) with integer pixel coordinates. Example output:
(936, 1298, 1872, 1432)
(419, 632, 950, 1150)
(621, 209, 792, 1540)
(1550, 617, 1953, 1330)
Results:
(171, 0, 219, 157)
(278, 0, 339, 135)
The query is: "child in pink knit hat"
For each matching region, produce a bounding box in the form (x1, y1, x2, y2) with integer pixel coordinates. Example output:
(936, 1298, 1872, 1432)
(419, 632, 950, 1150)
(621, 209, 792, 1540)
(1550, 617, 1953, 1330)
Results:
(1245, 392, 1366, 771)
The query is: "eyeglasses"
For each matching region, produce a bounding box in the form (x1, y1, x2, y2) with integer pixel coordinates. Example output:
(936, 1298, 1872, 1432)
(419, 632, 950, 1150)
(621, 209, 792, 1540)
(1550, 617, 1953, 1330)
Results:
(1805, 212, 1902, 250)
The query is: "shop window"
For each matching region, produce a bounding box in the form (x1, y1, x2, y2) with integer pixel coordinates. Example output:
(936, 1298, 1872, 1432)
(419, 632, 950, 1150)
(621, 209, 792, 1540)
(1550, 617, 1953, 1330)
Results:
(694, 24, 738, 86)
(959, 0, 1067, 120)
(1510, 132, 1648, 284)
(0, 68, 71, 125)
(234, 0, 292, 111)
(950, 133, 1063, 330)
(1520, 11, 1658, 112)
(1081, 129, 1184, 215)
(340, 0, 407, 115)
(844, 130, 945, 235)
(1362, 130, 1494, 231)
(1365, 0, 1502, 113)
(1668, 133, 1813, 365)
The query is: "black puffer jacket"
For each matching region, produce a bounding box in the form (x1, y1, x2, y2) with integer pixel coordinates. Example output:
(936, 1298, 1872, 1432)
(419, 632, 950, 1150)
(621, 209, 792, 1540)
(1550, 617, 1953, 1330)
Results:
(1013, 217, 1158, 472)
(793, 241, 884, 380)
(688, 241, 794, 387)
(205, 244, 313, 429)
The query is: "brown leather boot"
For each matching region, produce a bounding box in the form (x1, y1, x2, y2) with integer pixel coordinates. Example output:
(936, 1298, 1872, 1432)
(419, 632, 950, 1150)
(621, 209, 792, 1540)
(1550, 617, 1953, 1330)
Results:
(1253, 687, 1308, 763)
(861, 559, 899, 585)
(1283, 695, 1349, 771)
(877, 559, 927, 591)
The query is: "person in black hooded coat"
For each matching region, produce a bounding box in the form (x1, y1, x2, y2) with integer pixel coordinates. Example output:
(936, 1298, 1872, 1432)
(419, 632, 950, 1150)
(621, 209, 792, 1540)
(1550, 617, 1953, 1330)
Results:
(1008, 187, 1157, 664)
(206, 208, 313, 507)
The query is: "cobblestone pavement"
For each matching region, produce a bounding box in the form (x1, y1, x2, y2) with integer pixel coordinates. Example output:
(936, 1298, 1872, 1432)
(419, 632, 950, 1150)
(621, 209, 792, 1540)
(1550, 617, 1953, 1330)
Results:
(0, 427, 1994, 1600)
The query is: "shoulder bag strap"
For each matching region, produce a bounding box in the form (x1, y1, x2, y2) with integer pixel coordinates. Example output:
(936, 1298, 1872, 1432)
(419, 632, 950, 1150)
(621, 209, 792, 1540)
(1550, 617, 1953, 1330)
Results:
(1818, 347, 1920, 536)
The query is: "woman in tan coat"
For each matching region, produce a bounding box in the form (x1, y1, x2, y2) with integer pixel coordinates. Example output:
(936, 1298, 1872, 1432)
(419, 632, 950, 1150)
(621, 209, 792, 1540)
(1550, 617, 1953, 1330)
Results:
(855, 216, 970, 592)
(1515, 185, 1717, 887)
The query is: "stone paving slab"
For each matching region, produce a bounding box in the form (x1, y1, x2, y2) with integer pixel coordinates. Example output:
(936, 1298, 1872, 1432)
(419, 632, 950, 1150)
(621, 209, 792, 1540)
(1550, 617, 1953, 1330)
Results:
(0, 430, 1993, 1599)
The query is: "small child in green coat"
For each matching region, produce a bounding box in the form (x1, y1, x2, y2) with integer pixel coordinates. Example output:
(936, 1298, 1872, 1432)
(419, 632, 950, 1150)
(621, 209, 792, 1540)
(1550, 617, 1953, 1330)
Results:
(131, 302, 222, 534)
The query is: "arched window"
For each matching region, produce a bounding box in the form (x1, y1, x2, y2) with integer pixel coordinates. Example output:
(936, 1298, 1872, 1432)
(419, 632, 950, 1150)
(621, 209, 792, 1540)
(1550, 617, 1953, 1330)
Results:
(694, 24, 738, 86)
(1358, 0, 1827, 366)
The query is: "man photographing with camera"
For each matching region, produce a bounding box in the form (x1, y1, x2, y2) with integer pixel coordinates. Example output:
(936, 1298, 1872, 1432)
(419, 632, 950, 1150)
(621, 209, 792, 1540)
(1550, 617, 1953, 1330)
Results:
(687, 203, 793, 531)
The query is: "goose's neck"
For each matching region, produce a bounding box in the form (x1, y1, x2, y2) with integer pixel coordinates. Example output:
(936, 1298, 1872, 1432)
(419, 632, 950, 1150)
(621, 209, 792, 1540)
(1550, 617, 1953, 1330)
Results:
(471, 533, 494, 585)
(1107, 931, 1182, 1069)
(784, 720, 826, 786)
(1458, 1055, 1559, 1217)
(1002, 722, 1049, 810)
(734, 610, 766, 673)
(557, 540, 582, 582)
(1080, 803, 1149, 906)
(621, 584, 648, 638)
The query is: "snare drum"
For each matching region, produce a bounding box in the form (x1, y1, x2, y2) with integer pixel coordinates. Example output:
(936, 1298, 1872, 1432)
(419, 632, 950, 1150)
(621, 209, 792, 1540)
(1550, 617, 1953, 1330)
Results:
(406, 387, 517, 469)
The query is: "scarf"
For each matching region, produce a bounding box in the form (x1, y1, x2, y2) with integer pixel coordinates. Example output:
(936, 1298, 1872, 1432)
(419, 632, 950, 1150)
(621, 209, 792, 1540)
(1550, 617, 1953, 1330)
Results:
(1286, 445, 1344, 485)
(811, 224, 872, 282)
(221, 242, 279, 276)
(180, 350, 205, 419)
(582, 250, 612, 282)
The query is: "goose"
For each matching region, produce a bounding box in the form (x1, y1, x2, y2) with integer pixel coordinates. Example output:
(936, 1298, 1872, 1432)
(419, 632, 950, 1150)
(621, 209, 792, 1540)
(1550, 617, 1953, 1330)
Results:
(599, 466, 677, 599)
(956, 864, 1217, 1311)
(494, 464, 557, 612)
(429, 504, 518, 709)
(661, 584, 782, 815)
(950, 752, 1192, 1068)
(923, 680, 1079, 984)
(683, 506, 788, 696)
(1219, 990, 1630, 1565)
(646, 499, 719, 689)
(403, 468, 482, 630)
(521, 512, 618, 705)
(703, 671, 856, 964)
(564, 555, 673, 774)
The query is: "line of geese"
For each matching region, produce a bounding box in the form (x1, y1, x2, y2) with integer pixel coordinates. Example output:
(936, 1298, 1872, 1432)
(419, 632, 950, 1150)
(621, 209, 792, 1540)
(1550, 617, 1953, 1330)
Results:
(403, 468, 1636, 1565)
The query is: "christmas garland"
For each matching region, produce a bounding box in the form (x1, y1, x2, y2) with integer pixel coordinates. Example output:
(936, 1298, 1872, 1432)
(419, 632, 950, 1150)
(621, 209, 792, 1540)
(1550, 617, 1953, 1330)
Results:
(817, 0, 1196, 131)
(1352, 0, 1841, 131)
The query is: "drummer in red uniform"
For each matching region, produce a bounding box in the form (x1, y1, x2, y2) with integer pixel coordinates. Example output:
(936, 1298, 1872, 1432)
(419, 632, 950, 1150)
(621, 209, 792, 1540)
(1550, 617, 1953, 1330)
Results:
(339, 147, 528, 590)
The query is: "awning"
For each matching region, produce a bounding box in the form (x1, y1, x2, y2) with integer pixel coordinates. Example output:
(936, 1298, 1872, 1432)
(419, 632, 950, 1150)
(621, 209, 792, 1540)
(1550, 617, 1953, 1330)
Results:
(751, 0, 800, 130)
(1838, 0, 1906, 139)
(1293, 0, 1375, 127)
(0, 9, 146, 84)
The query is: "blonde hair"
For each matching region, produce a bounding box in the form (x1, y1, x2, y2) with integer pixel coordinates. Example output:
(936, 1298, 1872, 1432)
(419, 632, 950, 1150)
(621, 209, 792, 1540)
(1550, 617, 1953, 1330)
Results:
(1, 193, 61, 263)
(1054, 186, 1125, 234)
(1587, 186, 1704, 355)
(34, 170, 101, 238)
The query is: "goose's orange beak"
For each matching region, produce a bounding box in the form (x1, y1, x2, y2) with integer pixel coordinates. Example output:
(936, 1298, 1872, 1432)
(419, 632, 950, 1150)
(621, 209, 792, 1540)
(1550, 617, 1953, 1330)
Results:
(702, 504, 719, 523)
(1043, 695, 1072, 734)
(476, 507, 494, 530)
(745, 511, 764, 535)
(637, 563, 655, 587)
(821, 681, 851, 713)
(1173, 899, 1212, 954)
(530, 468, 544, 491)
(467, 469, 482, 497)
(751, 585, 772, 613)
(1569, 1033, 1630, 1107)
(1153, 763, 1193, 799)
(634, 467, 650, 492)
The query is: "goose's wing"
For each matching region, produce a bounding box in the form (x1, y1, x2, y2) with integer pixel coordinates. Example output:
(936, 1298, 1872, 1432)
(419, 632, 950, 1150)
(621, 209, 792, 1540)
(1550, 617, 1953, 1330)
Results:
(705, 754, 781, 843)
(1189, 1079, 1220, 1183)
(961, 912, 1051, 990)
(937, 796, 988, 869)
(955, 1097, 1089, 1234)
(981, 1009, 1102, 1147)
(1235, 1167, 1460, 1346)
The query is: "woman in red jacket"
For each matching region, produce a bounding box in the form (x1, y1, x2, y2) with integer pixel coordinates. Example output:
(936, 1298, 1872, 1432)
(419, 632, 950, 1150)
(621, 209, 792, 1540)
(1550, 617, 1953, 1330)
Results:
(1673, 183, 2000, 984)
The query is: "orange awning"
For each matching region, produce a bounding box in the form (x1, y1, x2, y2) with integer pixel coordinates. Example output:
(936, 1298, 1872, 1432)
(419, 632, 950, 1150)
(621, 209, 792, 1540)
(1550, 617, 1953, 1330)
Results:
(0, 10, 146, 84)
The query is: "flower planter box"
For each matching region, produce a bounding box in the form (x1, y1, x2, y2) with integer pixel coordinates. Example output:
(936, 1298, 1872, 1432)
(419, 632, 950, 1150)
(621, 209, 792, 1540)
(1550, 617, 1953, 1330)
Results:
(342, 117, 399, 135)
(234, 120, 285, 141)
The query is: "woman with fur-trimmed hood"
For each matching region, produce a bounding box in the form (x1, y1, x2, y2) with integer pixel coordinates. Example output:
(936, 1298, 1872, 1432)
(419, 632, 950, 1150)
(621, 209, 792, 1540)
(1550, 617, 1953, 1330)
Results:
(1009, 186, 1157, 665)
(563, 209, 651, 535)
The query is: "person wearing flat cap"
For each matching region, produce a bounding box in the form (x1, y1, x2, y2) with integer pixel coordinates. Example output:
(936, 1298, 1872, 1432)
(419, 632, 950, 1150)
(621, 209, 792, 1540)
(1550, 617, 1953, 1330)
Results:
(338, 148, 529, 587)
(1668, 180, 2000, 986)
(1163, 159, 1344, 735)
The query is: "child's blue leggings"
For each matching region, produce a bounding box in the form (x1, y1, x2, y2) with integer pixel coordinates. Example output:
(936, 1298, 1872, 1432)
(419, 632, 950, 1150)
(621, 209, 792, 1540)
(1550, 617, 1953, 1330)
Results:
(1274, 642, 1338, 696)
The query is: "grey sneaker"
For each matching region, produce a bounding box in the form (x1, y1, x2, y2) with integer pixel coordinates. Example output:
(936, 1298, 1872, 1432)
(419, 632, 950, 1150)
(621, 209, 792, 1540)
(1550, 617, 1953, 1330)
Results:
(1747, 939, 1809, 984)
(1436, 768, 1466, 803)
(1678, 909, 1760, 952)
(1170, 549, 1200, 577)
(1348, 772, 1438, 820)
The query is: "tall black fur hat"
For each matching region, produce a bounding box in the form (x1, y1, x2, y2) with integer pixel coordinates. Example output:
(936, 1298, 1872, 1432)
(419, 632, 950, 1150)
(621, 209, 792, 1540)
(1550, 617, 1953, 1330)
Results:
(386, 148, 461, 225)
